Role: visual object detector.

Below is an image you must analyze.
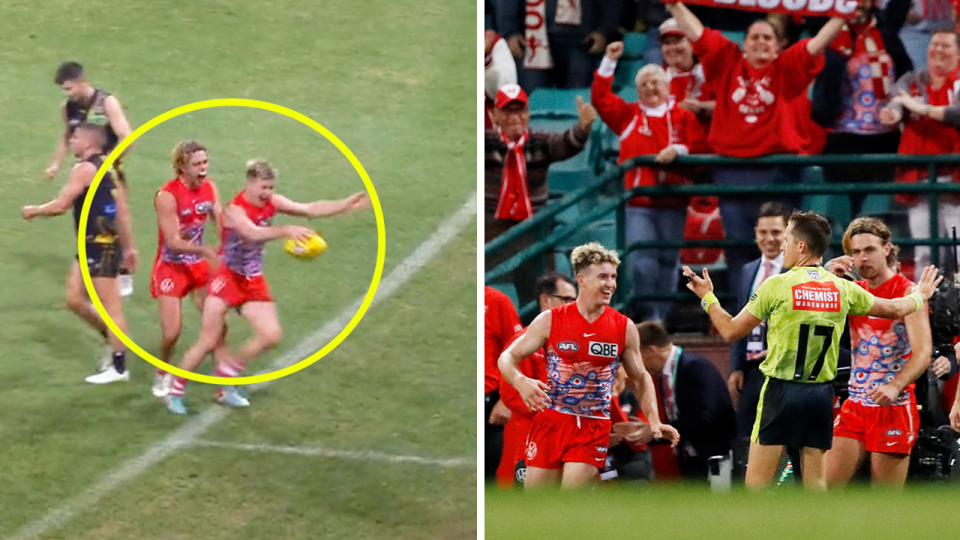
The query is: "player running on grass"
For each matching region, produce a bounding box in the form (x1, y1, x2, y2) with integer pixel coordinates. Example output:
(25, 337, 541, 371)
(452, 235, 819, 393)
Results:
(48, 62, 137, 301)
(150, 141, 233, 398)
(22, 123, 138, 384)
(499, 242, 679, 489)
(165, 159, 371, 414)
(684, 211, 942, 491)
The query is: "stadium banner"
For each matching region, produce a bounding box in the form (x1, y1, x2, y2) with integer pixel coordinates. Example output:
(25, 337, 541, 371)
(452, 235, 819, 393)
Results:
(663, 0, 858, 19)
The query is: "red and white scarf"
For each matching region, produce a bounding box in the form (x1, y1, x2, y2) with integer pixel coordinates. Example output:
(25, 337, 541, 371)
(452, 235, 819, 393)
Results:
(832, 19, 893, 101)
(524, 0, 582, 70)
(495, 129, 533, 221)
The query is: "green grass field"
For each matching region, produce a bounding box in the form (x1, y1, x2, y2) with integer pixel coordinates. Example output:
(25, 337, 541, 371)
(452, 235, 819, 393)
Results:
(0, 1, 476, 539)
(486, 484, 960, 540)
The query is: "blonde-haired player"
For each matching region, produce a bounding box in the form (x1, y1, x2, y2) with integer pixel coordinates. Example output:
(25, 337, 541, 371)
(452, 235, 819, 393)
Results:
(165, 159, 371, 414)
(499, 242, 679, 489)
(150, 141, 232, 397)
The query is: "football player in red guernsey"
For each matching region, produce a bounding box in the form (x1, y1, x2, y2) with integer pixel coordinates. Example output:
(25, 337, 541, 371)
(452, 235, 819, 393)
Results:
(165, 159, 370, 415)
(150, 141, 233, 398)
(499, 242, 679, 489)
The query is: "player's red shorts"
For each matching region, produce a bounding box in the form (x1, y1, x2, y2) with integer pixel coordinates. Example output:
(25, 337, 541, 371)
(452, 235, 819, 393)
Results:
(151, 259, 211, 299)
(833, 397, 919, 455)
(524, 409, 610, 469)
(207, 265, 273, 307)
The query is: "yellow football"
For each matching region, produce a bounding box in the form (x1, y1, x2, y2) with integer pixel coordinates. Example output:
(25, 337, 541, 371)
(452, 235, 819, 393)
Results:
(285, 233, 327, 260)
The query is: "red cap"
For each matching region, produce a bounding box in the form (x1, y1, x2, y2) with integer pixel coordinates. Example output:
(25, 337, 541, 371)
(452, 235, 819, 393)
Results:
(495, 84, 528, 109)
(659, 18, 686, 41)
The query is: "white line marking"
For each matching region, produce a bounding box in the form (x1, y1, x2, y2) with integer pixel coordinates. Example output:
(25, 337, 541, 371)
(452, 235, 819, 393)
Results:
(6, 192, 478, 540)
(190, 440, 476, 469)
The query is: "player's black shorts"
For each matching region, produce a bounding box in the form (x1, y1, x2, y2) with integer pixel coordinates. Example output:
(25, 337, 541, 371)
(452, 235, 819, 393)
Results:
(76, 243, 121, 278)
(752, 376, 835, 450)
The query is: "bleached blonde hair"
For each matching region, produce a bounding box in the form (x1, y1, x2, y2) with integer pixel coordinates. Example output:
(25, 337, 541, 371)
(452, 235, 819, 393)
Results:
(571, 242, 621, 275)
(245, 159, 276, 181)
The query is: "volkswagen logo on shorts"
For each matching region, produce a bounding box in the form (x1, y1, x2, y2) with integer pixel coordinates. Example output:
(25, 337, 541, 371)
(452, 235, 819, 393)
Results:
(525, 441, 538, 460)
(557, 341, 579, 352)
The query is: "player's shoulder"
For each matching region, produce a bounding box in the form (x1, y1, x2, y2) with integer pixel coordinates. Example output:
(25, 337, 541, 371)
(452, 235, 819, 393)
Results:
(158, 178, 180, 193)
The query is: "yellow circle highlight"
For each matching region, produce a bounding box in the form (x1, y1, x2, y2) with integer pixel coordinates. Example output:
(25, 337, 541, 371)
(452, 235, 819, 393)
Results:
(78, 98, 385, 385)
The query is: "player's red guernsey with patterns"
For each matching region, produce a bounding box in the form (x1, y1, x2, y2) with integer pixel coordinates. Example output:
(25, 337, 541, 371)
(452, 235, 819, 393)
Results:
(222, 192, 277, 276)
(156, 178, 216, 264)
(544, 303, 628, 419)
(848, 273, 915, 407)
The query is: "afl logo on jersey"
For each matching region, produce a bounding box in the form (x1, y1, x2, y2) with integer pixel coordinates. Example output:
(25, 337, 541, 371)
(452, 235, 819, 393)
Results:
(589, 342, 618, 358)
(196, 202, 213, 214)
(557, 341, 579, 352)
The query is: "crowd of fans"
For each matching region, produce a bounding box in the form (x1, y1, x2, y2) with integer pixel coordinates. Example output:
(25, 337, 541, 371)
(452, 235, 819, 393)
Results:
(484, 0, 960, 487)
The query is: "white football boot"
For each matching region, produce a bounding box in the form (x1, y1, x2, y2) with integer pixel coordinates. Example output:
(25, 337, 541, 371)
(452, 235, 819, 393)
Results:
(85, 366, 130, 384)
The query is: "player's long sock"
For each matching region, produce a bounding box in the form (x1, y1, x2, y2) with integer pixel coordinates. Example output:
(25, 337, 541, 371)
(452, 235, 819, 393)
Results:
(170, 377, 188, 397)
(112, 351, 126, 374)
(214, 359, 244, 378)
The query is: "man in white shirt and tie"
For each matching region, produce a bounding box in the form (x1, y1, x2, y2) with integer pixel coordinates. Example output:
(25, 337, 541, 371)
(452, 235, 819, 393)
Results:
(727, 202, 792, 450)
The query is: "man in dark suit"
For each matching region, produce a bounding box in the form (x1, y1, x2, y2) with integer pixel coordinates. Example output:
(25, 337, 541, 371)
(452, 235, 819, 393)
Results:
(726, 202, 791, 471)
(638, 320, 735, 481)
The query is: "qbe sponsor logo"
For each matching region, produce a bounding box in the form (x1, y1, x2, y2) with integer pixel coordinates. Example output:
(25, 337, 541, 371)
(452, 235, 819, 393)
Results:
(589, 341, 618, 358)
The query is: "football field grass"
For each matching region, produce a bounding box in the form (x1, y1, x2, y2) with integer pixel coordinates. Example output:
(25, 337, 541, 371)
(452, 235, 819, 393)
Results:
(0, 1, 476, 539)
(486, 484, 960, 540)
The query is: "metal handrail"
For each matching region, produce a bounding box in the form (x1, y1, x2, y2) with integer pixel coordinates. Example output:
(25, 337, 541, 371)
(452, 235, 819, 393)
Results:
(485, 153, 960, 318)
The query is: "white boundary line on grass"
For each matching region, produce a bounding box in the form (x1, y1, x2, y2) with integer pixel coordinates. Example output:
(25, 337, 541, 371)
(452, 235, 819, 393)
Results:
(6, 192, 478, 540)
(189, 440, 475, 469)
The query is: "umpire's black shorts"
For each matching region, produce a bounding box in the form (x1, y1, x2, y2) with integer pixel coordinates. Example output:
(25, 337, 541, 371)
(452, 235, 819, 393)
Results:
(77, 243, 121, 278)
(752, 376, 835, 450)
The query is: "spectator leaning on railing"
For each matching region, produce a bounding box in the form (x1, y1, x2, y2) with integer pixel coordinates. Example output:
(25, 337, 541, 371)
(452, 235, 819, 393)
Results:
(591, 40, 708, 322)
(663, 2, 846, 300)
(812, 0, 914, 218)
(879, 26, 960, 272)
(485, 84, 596, 308)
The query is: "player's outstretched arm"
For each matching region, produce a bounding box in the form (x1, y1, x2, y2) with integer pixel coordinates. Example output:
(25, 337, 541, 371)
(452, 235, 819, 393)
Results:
(23, 161, 94, 219)
(621, 321, 680, 447)
(272, 192, 371, 218)
(499, 311, 551, 413)
(114, 181, 138, 272)
(103, 95, 134, 157)
(682, 266, 762, 341)
(868, 265, 942, 319)
(224, 204, 314, 243)
(869, 286, 933, 406)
